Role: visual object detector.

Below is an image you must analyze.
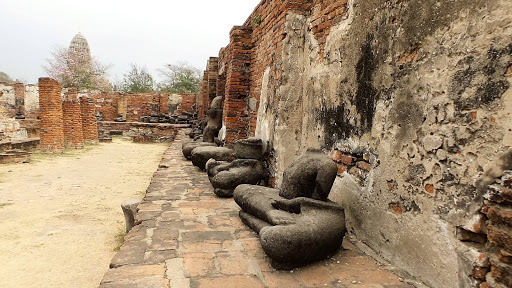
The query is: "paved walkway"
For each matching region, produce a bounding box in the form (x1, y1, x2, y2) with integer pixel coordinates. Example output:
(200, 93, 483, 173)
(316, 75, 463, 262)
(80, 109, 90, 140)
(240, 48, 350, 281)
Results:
(100, 131, 413, 288)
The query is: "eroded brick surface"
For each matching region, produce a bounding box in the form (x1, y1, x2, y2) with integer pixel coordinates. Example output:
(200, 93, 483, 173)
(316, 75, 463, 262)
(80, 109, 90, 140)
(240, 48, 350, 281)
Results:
(100, 130, 414, 287)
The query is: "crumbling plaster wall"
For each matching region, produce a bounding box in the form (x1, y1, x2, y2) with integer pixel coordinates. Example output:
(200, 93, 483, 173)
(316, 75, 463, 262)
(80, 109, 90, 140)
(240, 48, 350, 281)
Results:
(25, 84, 39, 119)
(0, 83, 16, 117)
(168, 94, 182, 115)
(255, 0, 512, 287)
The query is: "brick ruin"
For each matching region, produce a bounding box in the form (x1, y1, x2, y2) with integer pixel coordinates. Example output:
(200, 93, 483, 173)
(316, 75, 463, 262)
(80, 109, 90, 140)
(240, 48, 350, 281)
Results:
(1, 0, 510, 286)
(62, 88, 84, 148)
(0, 78, 198, 150)
(191, 0, 512, 287)
(38, 78, 98, 151)
(38, 78, 66, 152)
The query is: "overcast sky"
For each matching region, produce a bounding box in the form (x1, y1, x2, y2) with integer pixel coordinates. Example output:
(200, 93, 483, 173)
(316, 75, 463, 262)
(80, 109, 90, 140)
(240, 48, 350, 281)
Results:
(0, 0, 261, 84)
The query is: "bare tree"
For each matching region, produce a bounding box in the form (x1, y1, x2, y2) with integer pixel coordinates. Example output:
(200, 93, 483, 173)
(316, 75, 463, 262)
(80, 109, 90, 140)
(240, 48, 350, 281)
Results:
(43, 46, 111, 91)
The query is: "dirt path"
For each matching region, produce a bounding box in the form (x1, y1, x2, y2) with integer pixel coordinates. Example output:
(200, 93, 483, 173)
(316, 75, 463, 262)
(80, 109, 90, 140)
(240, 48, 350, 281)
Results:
(0, 138, 169, 288)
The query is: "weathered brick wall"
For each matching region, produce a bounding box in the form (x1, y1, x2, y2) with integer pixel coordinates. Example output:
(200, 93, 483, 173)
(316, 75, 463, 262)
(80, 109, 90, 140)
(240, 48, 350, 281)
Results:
(203, 0, 512, 287)
(217, 48, 227, 98)
(222, 26, 253, 144)
(97, 121, 179, 142)
(80, 96, 98, 144)
(160, 93, 169, 115)
(14, 83, 25, 115)
(0, 82, 17, 118)
(310, 0, 349, 57)
(74, 91, 169, 122)
(244, 0, 312, 135)
(89, 92, 119, 121)
(118, 93, 127, 119)
(38, 78, 65, 152)
(0, 118, 28, 141)
(198, 70, 209, 118)
(177, 94, 197, 115)
(18, 119, 40, 138)
(24, 84, 39, 119)
(485, 172, 512, 288)
(207, 57, 219, 104)
(62, 88, 84, 148)
(126, 93, 168, 122)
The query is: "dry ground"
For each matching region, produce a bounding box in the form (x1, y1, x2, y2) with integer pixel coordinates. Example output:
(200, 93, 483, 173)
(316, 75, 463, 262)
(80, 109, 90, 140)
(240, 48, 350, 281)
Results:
(0, 137, 169, 288)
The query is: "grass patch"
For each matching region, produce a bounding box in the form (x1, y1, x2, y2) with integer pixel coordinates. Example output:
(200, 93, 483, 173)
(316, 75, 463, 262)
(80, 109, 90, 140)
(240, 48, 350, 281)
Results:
(113, 228, 127, 251)
(0, 202, 14, 208)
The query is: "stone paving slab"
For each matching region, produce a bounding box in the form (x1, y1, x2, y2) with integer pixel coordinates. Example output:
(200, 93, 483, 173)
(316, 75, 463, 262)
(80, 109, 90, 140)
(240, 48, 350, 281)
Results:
(100, 131, 415, 288)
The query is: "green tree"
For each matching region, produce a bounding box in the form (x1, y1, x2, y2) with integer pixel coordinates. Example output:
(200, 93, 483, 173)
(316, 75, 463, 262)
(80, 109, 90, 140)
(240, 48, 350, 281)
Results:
(158, 62, 201, 93)
(119, 64, 155, 93)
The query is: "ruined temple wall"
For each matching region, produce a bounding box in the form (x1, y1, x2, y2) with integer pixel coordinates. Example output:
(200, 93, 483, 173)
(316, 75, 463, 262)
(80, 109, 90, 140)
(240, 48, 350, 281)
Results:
(14, 83, 25, 115)
(176, 93, 197, 115)
(80, 96, 98, 144)
(25, 84, 39, 119)
(62, 88, 84, 148)
(88, 92, 119, 121)
(239, 0, 512, 287)
(168, 94, 182, 115)
(198, 70, 209, 118)
(0, 82, 16, 117)
(207, 57, 219, 104)
(222, 26, 253, 144)
(38, 78, 65, 152)
(73, 91, 170, 122)
(245, 0, 312, 136)
(125, 93, 169, 122)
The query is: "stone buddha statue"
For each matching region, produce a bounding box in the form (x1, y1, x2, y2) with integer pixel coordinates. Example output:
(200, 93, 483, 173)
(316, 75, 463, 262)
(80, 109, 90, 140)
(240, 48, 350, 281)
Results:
(234, 148, 346, 269)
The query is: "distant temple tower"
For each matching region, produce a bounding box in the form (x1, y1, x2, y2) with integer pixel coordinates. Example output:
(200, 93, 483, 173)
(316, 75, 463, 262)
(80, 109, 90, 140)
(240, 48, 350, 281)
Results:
(69, 33, 92, 67)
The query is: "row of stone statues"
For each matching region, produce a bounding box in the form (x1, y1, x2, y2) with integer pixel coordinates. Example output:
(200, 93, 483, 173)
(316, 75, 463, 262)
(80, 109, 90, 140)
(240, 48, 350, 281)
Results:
(181, 96, 346, 269)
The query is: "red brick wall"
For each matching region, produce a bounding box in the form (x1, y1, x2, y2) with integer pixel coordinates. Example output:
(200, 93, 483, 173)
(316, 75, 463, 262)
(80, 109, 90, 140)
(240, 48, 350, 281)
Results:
(198, 71, 209, 118)
(14, 83, 25, 115)
(125, 93, 168, 122)
(217, 48, 227, 98)
(457, 171, 512, 288)
(89, 92, 118, 121)
(80, 96, 98, 144)
(250, 1, 327, 136)
(78, 92, 169, 122)
(62, 88, 84, 148)
(310, 0, 349, 57)
(178, 94, 197, 114)
(195, 0, 351, 141)
(208, 57, 219, 104)
(160, 93, 169, 115)
(222, 26, 253, 144)
(38, 78, 65, 152)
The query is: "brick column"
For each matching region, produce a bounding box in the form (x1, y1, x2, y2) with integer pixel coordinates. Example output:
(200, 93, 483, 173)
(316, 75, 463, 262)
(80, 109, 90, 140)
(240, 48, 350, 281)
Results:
(208, 57, 219, 104)
(198, 70, 209, 118)
(38, 78, 65, 152)
(217, 48, 227, 98)
(223, 26, 253, 144)
(62, 88, 84, 148)
(80, 96, 98, 144)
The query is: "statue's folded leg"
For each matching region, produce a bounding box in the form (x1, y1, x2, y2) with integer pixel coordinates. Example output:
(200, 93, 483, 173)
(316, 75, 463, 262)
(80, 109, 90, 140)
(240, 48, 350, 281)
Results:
(234, 184, 281, 223)
(239, 211, 272, 233)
